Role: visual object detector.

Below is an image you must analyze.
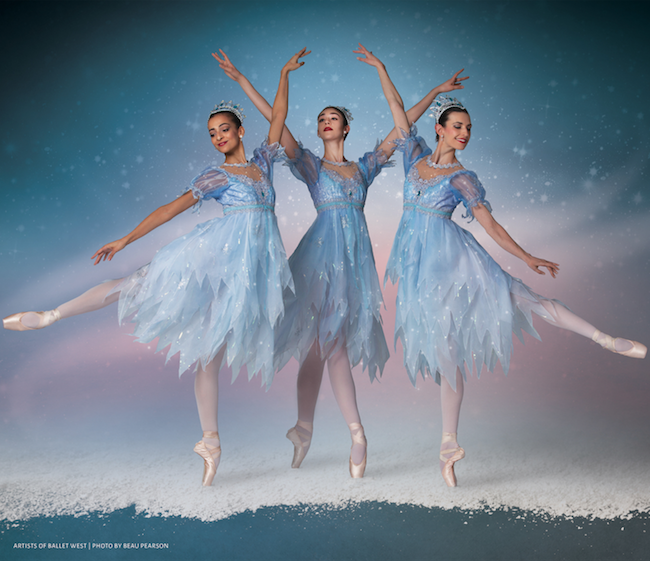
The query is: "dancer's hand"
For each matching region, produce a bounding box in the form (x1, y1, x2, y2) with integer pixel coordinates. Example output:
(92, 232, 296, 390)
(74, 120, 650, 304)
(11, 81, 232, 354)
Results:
(437, 69, 469, 93)
(525, 255, 560, 278)
(353, 43, 385, 69)
(212, 49, 243, 82)
(92, 238, 127, 265)
(282, 47, 311, 74)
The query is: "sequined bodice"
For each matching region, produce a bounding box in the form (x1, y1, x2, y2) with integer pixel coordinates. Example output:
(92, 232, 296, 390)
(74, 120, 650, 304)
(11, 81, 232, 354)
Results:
(404, 166, 470, 214)
(310, 164, 367, 209)
(188, 142, 284, 212)
(218, 165, 275, 208)
(286, 144, 391, 213)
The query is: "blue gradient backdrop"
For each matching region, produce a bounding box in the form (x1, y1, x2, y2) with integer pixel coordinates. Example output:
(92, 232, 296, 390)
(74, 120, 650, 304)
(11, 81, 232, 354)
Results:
(1, 0, 649, 556)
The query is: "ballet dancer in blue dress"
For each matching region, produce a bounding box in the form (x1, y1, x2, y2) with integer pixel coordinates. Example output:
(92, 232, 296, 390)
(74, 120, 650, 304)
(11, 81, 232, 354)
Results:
(355, 44, 646, 487)
(3, 48, 310, 486)
(214, 49, 467, 477)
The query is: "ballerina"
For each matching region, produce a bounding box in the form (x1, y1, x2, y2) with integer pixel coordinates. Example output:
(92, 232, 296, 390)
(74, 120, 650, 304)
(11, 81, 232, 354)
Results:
(355, 44, 647, 487)
(3, 48, 310, 486)
(214, 49, 467, 478)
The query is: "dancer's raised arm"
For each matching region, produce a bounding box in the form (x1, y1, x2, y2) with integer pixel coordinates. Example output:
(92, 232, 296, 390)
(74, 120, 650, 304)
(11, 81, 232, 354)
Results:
(355, 43, 468, 156)
(213, 49, 301, 157)
(354, 43, 409, 154)
(268, 48, 310, 145)
(402, 69, 467, 129)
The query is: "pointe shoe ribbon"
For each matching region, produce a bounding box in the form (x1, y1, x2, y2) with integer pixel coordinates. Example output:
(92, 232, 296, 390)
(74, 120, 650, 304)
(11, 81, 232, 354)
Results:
(3, 309, 61, 331)
(286, 419, 313, 469)
(440, 432, 465, 488)
(592, 330, 647, 359)
(193, 431, 221, 487)
(349, 422, 367, 479)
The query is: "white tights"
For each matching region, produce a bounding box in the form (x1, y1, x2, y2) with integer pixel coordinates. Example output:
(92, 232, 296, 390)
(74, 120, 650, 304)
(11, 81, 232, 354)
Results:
(194, 349, 225, 449)
(19, 277, 225, 449)
(439, 294, 626, 461)
(19, 278, 123, 328)
(295, 342, 366, 464)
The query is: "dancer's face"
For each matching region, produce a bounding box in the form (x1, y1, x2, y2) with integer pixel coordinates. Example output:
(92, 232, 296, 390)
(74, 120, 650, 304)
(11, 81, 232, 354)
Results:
(437, 111, 471, 150)
(208, 113, 243, 153)
(317, 108, 349, 141)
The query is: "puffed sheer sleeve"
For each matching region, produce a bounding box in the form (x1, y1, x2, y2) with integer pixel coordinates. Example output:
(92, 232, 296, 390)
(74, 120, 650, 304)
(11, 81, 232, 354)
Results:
(449, 171, 493, 220)
(251, 139, 287, 184)
(285, 143, 320, 187)
(357, 142, 395, 186)
(391, 125, 432, 174)
(186, 166, 229, 210)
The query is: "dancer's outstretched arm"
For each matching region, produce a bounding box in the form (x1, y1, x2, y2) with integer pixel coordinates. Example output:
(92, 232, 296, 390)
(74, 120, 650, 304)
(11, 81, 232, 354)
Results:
(473, 204, 559, 277)
(91, 191, 197, 264)
(268, 48, 310, 145)
(355, 43, 468, 156)
(213, 50, 300, 157)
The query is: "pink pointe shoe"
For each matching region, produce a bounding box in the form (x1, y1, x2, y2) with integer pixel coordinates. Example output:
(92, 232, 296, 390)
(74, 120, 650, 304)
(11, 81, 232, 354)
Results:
(440, 432, 465, 488)
(193, 431, 221, 487)
(592, 330, 647, 359)
(3, 309, 61, 331)
(286, 419, 313, 469)
(349, 423, 367, 479)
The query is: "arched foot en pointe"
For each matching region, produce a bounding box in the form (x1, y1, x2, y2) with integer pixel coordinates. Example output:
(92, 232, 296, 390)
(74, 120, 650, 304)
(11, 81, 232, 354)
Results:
(286, 420, 313, 469)
(193, 431, 221, 487)
(349, 423, 367, 479)
(592, 330, 646, 359)
(3, 309, 61, 331)
(440, 432, 465, 488)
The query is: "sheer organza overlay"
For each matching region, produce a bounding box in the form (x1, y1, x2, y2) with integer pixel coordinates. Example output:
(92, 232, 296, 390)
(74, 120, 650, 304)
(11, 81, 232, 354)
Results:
(274, 144, 392, 381)
(112, 142, 293, 387)
(386, 127, 569, 389)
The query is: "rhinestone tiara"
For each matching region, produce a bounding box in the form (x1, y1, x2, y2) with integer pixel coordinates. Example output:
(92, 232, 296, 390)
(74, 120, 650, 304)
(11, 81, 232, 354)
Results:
(428, 95, 465, 123)
(321, 105, 353, 124)
(210, 100, 246, 123)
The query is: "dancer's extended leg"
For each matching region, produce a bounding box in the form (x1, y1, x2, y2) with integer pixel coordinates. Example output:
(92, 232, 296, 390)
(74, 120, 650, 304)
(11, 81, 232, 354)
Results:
(286, 343, 322, 468)
(439, 369, 465, 487)
(327, 345, 366, 471)
(3, 279, 123, 330)
(193, 350, 225, 486)
(536, 298, 645, 357)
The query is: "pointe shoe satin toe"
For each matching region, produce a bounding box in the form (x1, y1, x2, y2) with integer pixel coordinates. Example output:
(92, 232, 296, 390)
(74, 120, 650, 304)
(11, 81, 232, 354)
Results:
(193, 431, 221, 487)
(3, 309, 61, 331)
(592, 330, 647, 359)
(440, 432, 465, 488)
(349, 423, 367, 479)
(286, 419, 312, 469)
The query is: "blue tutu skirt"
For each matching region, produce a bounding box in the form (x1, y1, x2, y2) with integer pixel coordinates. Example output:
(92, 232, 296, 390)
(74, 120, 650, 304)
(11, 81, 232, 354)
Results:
(275, 206, 389, 381)
(386, 210, 563, 388)
(112, 209, 292, 387)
